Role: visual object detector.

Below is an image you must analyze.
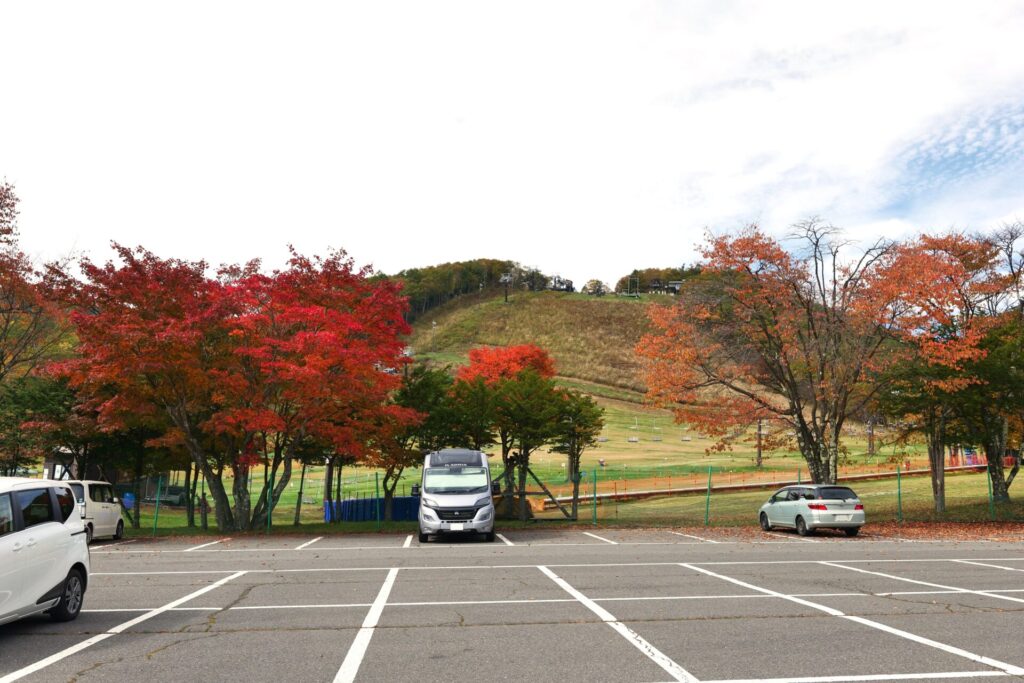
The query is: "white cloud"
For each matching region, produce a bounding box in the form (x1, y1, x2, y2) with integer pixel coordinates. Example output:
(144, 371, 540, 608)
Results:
(3, 0, 1024, 286)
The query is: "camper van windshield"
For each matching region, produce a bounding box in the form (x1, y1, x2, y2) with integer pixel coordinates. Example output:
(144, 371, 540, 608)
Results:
(423, 467, 489, 494)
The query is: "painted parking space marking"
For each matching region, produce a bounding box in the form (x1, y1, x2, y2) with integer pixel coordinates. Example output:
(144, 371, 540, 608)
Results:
(496, 533, 514, 546)
(820, 561, 1024, 605)
(952, 559, 1024, 573)
(295, 536, 323, 550)
(538, 565, 697, 683)
(402, 535, 412, 548)
(681, 563, 1024, 677)
(669, 531, 720, 543)
(582, 531, 618, 545)
(703, 671, 1009, 683)
(183, 538, 230, 552)
(0, 571, 246, 683)
(333, 568, 399, 683)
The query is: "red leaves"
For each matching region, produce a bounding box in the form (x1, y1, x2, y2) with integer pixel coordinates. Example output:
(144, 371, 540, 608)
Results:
(55, 245, 412, 468)
(456, 344, 557, 384)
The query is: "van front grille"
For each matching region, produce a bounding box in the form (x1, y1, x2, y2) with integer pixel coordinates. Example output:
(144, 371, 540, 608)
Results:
(437, 508, 477, 521)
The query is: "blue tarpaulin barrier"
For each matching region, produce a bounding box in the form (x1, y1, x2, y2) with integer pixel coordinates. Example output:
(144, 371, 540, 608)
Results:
(323, 496, 420, 522)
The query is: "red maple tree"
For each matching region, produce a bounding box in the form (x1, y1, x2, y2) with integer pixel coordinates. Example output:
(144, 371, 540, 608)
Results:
(52, 246, 414, 531)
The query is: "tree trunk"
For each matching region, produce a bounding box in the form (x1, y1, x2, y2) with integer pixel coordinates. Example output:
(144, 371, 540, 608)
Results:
(517, 459, 529, 522)
(232, 464, 251, 531)
(294, 462, 307, 526)
(570, 473, 580, 521)
(927, 413, 946, 514)
(183, 463, 194, 527)
(324, 457, 335, 506)
(983, 415, 1011, 503)
(382, 466, 402, 522)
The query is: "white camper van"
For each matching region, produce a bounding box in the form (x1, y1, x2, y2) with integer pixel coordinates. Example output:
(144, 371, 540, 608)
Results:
(412, 449, 498, 543)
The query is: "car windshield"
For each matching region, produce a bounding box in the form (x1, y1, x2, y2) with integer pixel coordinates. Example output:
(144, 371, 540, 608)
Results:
(423, 467, 489, 494)
(69, 483, 85, 504)
(819, 487, 858, 500)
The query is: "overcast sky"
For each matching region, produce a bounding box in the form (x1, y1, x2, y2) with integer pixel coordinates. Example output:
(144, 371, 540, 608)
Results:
(4, 1, 1024, 288)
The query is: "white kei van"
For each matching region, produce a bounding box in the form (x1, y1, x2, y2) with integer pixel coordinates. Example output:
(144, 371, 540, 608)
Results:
(66, 480, 124, 543)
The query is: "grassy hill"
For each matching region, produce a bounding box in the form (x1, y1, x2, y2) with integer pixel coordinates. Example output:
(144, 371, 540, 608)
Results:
(408, 290, 666, 393)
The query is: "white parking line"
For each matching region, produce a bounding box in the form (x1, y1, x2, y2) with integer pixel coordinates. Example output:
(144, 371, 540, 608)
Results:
(83, 607, 222, 613)
(820, 561, 1024, 606)
(703, 671, 1009, 683)
(95, 539, 136, 548)
(669, 531, 720, 543)
(86, 556, 1024, 578)
(233, 603, 373, 610)
(582, 531, 618, 545)
(952, 559, 1024, 573)
(0, 571, 246, 683)
(680, 563, 1024, 677)
(496, 533, 514, 546)
(402, 535, 412, 548)
(771, 532, 818, 543)
(183, 538, 230, 552)
(538, 565, 697, 683)
(333, 568, 399, 683)
(295, 537, 323, 550)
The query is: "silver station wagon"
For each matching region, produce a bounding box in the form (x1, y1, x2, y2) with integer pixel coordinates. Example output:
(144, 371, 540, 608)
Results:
(759, 484, 865, 537)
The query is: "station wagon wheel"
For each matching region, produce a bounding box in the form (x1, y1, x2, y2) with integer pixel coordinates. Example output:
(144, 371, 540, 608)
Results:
(49, 569, 85, 622)
(114, 520, 124, 540)
(85, 524, 93, 544)
(844, 526, 860, 537)
(418, 531, 429, 543)
(795, 516, 812, 537)
(759, 513, 772, 531)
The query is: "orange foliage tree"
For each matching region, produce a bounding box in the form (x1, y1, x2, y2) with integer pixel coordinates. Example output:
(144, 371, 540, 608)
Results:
(638, 221, 981, 485)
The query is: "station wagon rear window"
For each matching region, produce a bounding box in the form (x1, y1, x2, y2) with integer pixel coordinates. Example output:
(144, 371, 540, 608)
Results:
(819, 487, 857, 500)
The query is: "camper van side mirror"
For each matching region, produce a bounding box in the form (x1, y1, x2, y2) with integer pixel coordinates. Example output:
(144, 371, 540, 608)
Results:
(491, 482, 501, 495)
(411, 484, 421, 496)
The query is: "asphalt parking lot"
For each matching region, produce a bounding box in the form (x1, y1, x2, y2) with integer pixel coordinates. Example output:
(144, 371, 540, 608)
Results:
(2, 528, 1023, 683)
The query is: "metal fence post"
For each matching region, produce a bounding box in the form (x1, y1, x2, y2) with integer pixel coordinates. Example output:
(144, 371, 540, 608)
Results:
(592, 468, 598, 526)
(704, 466, 712, 526)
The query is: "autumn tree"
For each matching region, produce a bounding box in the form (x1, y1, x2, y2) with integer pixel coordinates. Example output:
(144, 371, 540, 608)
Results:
(363, 365, 456, 521)
(0, 182, 69, 384)
(548, 390, 604, 519)
(453, 344, 557, 513)
(54, 246, 412, 531)
(639, 222, 976, 485)
(878, 233, 1007, 510)
(492, 370, 564, 520)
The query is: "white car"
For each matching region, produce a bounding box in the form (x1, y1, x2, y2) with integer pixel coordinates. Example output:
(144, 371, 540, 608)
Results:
(67, 479, 124, 543)
(0, 477, 91, 625)
(759, 484, 865, 536)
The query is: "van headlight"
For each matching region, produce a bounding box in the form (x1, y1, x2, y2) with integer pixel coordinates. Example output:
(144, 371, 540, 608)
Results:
(421, 497, 439, 509)
(475, 496, 493, 508)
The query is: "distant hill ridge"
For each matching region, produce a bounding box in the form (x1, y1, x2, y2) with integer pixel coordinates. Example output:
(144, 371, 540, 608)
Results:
(408, 290, 673, 394)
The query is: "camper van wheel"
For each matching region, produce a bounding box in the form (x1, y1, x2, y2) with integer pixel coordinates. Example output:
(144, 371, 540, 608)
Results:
(418, 531, 429, 543)
(484, 531, 495, 543)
